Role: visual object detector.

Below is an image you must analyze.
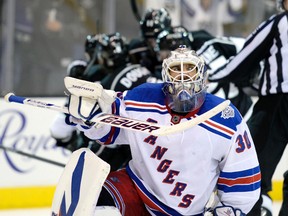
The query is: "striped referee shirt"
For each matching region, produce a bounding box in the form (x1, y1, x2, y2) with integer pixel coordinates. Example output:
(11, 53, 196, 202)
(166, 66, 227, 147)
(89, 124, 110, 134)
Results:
(209, 11, 288, 96)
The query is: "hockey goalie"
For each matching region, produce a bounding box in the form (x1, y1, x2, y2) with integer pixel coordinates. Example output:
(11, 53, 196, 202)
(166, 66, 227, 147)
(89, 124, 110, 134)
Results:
(40, 47, 260, 215)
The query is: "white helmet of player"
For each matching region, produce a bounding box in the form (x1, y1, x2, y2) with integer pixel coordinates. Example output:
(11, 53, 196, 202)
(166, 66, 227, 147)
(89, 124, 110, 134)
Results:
(162, 46, 207, 113)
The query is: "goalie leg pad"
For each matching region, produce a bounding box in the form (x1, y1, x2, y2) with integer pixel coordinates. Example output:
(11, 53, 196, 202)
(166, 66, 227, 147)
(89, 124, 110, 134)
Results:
(51, 148, 110, 216)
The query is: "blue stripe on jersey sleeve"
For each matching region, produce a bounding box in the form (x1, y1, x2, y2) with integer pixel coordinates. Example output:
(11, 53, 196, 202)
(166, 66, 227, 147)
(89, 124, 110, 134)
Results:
(217, 166, 261, 193)
(217, 181, 261, 192)
(198, 123, 232, 140)
(220, 166, 260, 178)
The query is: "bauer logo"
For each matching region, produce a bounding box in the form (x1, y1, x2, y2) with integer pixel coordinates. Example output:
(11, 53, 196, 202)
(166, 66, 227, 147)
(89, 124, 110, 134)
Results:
(72, 84, 94, 92)
(100, 115, 160, 133)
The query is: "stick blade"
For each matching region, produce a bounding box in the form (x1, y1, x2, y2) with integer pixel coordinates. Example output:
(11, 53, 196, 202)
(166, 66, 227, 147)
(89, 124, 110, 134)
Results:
(51, 148, 110, 216)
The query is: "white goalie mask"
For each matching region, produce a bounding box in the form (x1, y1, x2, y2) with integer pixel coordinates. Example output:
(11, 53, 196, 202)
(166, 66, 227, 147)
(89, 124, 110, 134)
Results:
(162, 46, 207, 113)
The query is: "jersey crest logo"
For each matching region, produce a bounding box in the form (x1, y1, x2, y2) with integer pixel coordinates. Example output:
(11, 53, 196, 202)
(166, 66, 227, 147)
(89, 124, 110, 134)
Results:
(221, 106, 234, 119)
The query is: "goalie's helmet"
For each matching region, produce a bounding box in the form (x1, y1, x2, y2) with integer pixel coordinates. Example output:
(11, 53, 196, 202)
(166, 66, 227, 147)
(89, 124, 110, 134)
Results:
(140, 8, 172, 39)
(67, 60, 87, 79)
(96, 32, 128, 69)
(162, 46, 207, 113)
(84, 34, 103, 62)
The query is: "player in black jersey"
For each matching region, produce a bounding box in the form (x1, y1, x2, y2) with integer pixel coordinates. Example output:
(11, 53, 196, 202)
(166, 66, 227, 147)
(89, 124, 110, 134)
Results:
(95, 32, 160, 91)
(128, 8, 172, 77)
(50, 32, 161, 171)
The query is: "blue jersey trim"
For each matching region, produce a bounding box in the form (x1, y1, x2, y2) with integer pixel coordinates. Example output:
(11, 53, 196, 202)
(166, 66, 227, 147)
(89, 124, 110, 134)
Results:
(198, 123, 232, 140)
(220, 166, 260, 178)
(218, 166, 261, 193)
(218, 181, 261, 193)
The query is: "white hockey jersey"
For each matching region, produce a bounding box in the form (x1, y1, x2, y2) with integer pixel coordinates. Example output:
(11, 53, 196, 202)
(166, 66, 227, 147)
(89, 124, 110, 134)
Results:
(80, 83, 260, 215)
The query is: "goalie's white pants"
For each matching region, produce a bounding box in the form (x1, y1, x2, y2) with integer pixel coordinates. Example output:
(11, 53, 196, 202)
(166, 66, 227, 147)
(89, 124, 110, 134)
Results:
(94, 206, 122, 216)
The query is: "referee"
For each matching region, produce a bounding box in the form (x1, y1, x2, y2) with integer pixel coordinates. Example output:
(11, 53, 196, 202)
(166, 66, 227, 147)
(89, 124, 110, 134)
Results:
(209, 0, 288, 215)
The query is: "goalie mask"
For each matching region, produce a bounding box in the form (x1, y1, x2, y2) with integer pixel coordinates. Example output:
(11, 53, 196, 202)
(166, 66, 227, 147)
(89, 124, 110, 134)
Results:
(162, 46, 207, 113)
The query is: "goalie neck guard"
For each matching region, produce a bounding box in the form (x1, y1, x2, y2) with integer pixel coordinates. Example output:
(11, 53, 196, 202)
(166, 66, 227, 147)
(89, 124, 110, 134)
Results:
(162, 46, 207, 113)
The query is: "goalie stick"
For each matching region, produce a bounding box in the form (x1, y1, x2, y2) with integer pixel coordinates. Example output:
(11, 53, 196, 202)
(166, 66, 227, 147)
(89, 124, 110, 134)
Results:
(4, 93, 230, 136)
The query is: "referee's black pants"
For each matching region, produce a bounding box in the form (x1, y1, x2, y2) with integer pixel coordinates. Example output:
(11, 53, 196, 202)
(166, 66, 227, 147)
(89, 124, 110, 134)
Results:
(247, 94, 288, 216)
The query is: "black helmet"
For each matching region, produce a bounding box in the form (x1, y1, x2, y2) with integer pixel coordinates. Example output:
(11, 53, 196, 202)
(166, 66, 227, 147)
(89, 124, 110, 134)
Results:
(96, 32, 128, 69)
(67, 60, 87, 79)
(84, 34, 104, 62)
(155, 26, 193, 52)
(140, 8, 172, 39)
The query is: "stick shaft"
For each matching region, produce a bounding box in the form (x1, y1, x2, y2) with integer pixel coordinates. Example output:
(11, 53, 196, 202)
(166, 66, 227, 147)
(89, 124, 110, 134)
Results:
(4, 93, 230, 136)
(0, 145, 65, 167)
(5, 93, 69, 113)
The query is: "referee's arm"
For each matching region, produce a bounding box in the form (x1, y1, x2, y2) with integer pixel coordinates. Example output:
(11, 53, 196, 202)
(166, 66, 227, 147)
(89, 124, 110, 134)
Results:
(208, 14, 278, 83)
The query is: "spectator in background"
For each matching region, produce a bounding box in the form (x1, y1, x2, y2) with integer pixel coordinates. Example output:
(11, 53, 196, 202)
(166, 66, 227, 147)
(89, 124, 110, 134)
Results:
(180, 0, 247, 36)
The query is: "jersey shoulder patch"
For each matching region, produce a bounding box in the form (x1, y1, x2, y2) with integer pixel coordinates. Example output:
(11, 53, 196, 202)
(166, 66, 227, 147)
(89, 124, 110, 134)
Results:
(198, 94, 243, 139)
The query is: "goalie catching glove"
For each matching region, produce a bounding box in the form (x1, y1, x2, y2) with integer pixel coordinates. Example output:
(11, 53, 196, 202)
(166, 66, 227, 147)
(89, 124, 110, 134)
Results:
(205, 205, 245, 216)
(213, 206, 244, 216)
(204, 193, 245, 216)
(65, 77, 116, 126)
(68, 95, 102, 126)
